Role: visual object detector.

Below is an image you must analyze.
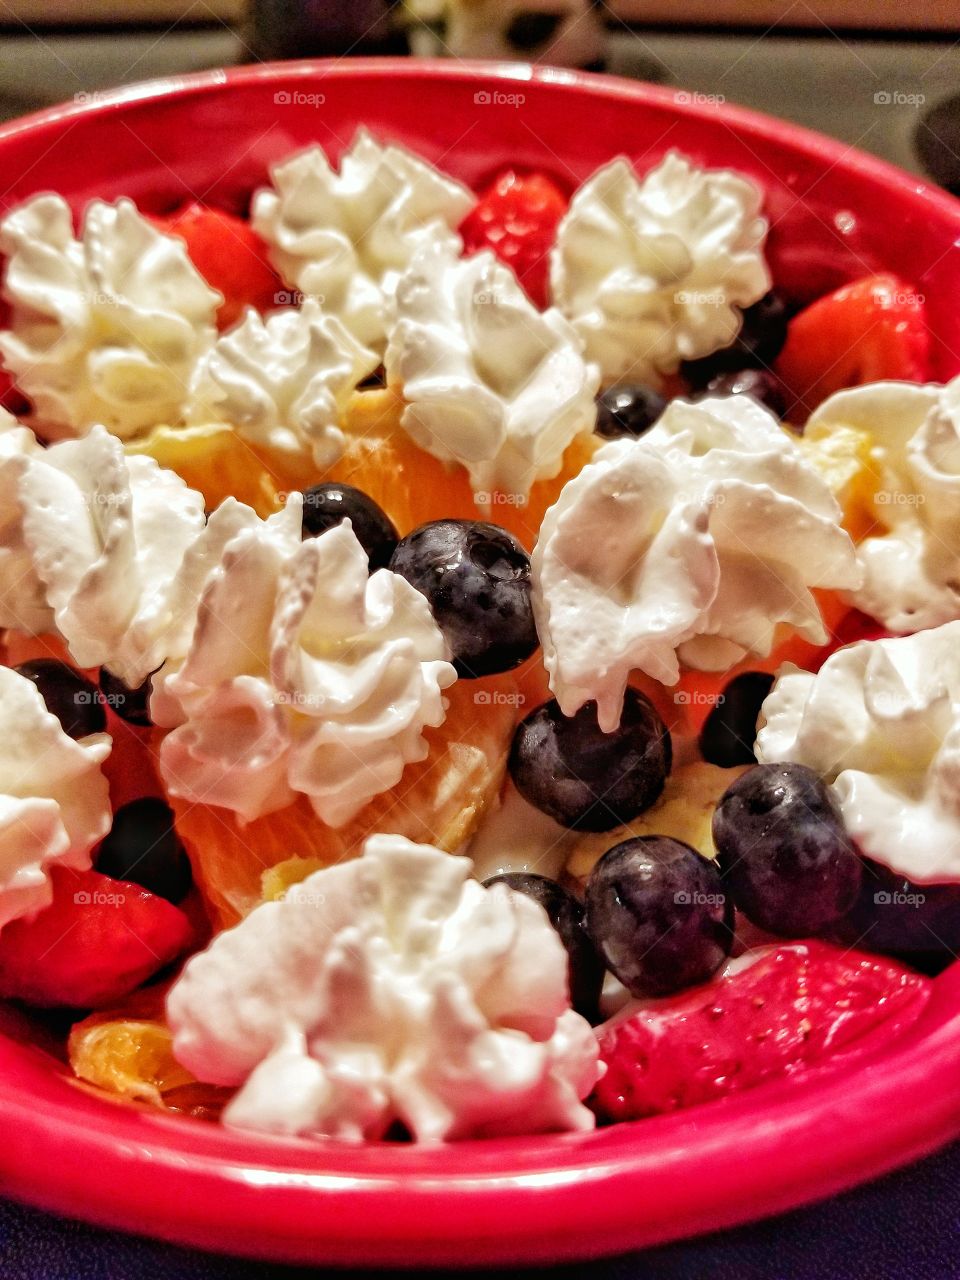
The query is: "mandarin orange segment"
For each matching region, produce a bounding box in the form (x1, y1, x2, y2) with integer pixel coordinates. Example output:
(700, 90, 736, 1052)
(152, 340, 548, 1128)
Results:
(165, 674, 519, 928)
(330, 387, 599, 549)
(68, 984, 231, 1119)
(125, 423, 295, 518)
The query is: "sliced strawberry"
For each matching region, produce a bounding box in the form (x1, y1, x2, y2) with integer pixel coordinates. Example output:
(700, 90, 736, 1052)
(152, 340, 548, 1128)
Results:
(593, 942, 930, 1123)
(153, 203, 284, 331)
(776, 273, 929, 418)
(0, 866, 193, 1009)
(460, 170, 568, 309)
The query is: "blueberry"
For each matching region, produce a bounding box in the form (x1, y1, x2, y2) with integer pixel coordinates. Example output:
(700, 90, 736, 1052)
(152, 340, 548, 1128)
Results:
(99, 668, 153, 727)
(829, 858, 960, 975)
(713, 763, 863, 936)
(585, 836, 734, 997)
(595, 384, 667, 440)
(95, 798, 192, 904)
(301, 482, 398, 571)
(702, 369, 787, 419)
(389, 519, 538, 677)
(484, 872, 605, 1020)
(681, 291, 788, 388)
(14, 659, 106, 739)
(699, 671, 775, 768)
(508, 690, 672, 831)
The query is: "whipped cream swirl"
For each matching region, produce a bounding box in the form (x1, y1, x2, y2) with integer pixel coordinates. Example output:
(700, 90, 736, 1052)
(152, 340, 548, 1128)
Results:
(252, 130, 474, 354)
(757, 622, 960, 882)
(0, 412, 50, 634)
(550, 151, 770, 386)
(807, 377, 960, 632)
(167, 833, 601, 1141)
(186, 298, 378, 470)
(4, 425, 207, 686)
(386, 243, 599, 500)
(0, 666, 111, 930)
(532, 395, 861, 731)
(152, 500, 456, 826)
(0, 195, 221, 440)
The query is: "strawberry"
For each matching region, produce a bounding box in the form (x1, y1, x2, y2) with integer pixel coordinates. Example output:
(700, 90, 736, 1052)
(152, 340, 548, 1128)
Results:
(776, 273, 930, 418)
(593, 941, 930, 1123)
(0, 866, 193, 1009)
(460, 170, 568, 309)
(153, 203, 284, 331)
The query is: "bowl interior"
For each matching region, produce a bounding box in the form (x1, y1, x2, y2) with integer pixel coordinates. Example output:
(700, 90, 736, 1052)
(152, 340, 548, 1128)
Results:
(0, 59, 959, 1266)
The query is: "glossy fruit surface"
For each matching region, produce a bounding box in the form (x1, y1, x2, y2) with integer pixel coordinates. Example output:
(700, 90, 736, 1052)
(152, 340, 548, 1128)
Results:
(593, 941, 931, 1122)
(713, 763, 863, 936)
(509, 690, 671, 831)
(586, 836, 733, 997)
(595, 384, 666, 439)
(702, 368, 787, 418)
(14, 659, 105, 739)
(301, 482, 398, 570)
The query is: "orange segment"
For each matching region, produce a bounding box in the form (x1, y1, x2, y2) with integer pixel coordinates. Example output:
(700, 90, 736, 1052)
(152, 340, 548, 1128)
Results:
(68, 984, 231, 1120)
(330, 387, 599, 550)
(165, 674, 520, 928)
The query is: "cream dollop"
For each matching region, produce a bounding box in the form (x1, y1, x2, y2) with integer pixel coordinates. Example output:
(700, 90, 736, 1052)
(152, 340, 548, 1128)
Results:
(550, 151, 770, 386)
(0, 195, 221, 440)
(8, 425, 207, 686)
(385, 243, 599, 500)
(167, 833, 601, 1141)
(0, 666, 111, 930)
(0, 412, 50, 634)
(807, 378, 960, 631)
(186, 299, 378, 470)
(152, 500, 456, 826)
(756, 622, 960, 882)
(532, 395, 861, 730)
(251, 130, 474, 354)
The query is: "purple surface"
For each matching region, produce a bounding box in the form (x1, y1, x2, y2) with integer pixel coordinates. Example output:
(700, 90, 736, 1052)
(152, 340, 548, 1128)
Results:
(2, 1140, 958, 1279)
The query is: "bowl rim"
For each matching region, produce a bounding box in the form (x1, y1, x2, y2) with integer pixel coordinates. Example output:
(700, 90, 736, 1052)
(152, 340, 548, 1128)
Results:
(1, 56, 960, 1266)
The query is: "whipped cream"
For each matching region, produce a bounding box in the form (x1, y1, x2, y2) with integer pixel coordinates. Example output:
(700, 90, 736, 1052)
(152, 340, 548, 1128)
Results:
(386, 243, 599, 500)
(9, 425, 207, 686)
(0, 666, 111, 930)
(0, 413, 50, 634)
(756, 622, 960, 882)
(807, 378, 960, 631)
(251, 130, 474, 354)
(550, 151, 770, 386)
(167, 833, 601, 1141)
(186, 298, 378, 470)
(467, 781, 573, 883)
(152, 501, 457, 826)
(0, 195, 221, 440)
(532, 395, 861, 731)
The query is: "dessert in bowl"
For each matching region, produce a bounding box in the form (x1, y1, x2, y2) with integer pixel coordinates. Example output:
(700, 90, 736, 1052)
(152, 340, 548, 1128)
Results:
(0, 59, 959, 1265)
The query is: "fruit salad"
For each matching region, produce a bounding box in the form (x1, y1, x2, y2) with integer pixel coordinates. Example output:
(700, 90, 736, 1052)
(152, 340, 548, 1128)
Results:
(0, 129, 954, 1144)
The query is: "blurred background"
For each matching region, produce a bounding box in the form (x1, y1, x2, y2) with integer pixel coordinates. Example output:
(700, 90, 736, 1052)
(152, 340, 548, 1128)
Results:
(0, 2, 957, 191)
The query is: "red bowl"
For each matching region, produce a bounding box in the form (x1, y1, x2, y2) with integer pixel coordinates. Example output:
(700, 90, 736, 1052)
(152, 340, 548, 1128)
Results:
(1, 59, 960, 1267)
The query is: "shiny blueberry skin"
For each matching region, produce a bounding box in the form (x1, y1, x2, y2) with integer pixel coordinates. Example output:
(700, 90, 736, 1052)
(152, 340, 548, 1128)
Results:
(99, 668, 153, 727)
(699, 671, 775, 768)
(829, 858, 960, 975)
(508, 690, 672, 831)
(713, 762, 863, 937)
(484, 872, 606, 1021)
(389, 519, 538, 677)
(95, 798, 192, 904)
(595, 384, 667, 440)
(681, 291, 789, 388)
(301, 482, 399, 571)
(14, 659, 106, 739)
(586, 836, 734, 998)
(702, 369, 788, 419)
